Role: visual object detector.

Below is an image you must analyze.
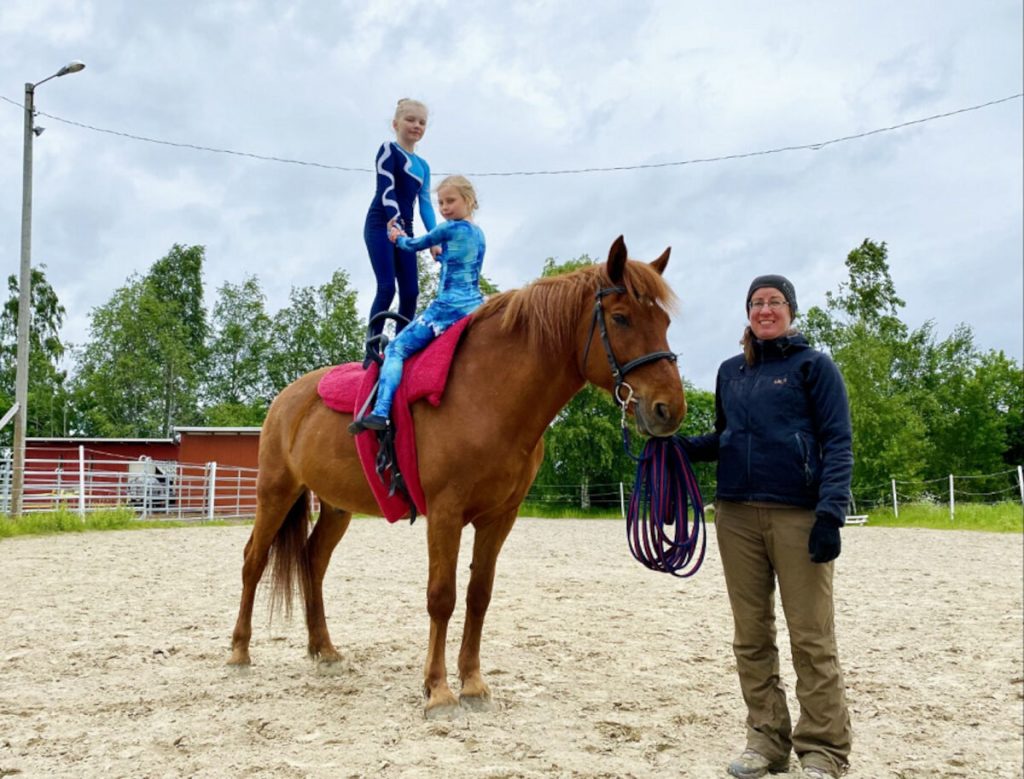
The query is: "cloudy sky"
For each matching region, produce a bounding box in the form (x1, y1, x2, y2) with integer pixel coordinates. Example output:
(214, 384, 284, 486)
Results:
(1, 1, 1021, 391)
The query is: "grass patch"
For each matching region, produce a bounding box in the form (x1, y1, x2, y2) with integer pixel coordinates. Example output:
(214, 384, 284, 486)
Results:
(519, 503, 624, 519)
(520, 500, 1022, 533)
(856, 501, 1022, 532)
(0, 507, 139, 537)
(0, 508, 254, 538)
(3, 502, 1018, 536)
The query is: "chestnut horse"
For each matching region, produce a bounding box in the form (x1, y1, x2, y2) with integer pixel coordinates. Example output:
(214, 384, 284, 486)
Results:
(228, 236, 687, 717)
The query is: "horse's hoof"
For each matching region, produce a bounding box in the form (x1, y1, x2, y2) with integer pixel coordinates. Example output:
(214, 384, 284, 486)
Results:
(423, 701, 462, 721)
(313, 656, 350, 676)
(459, 694, 496, 712)
(226, 650, 251, 667)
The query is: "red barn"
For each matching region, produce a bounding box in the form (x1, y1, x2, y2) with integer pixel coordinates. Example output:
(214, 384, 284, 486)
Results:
(22, 427, 261, 516)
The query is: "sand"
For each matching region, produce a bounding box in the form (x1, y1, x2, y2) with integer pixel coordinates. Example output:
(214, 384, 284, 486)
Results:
(1, 518, 1021, 778)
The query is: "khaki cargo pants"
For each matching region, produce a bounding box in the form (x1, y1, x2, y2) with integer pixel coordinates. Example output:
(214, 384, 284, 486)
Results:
(715, 500, 852, 776)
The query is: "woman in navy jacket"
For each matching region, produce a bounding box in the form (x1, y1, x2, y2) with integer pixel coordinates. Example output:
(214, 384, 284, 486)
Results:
(363, 98, 437, 340)
(683, 275, 853, 779)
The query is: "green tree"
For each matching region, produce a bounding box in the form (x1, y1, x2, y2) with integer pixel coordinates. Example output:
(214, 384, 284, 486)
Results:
(266, 270, 365, 392)
(804, 238, 1023, 503)
(201, 276, 273, 426)
(71, 245, 207, 437)
(911, 329, 1023, 498)
(803, 240, 929, 497)
(976, 350, 1024, 468)
(533, 383, 638, 504)
(0, 265, 70, 441)
(148, 244, 208, 355)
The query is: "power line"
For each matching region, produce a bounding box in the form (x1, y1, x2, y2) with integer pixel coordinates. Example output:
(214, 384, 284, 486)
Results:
(2, 92, 1020, 177)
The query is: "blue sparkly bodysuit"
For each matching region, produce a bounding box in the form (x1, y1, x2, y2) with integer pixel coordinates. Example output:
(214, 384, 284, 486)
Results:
(371, 220, 486, 419)
(363, 141, 437, 337)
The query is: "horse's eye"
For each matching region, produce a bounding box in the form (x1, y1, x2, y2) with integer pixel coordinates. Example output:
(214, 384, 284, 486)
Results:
(612, 313, 629, 326)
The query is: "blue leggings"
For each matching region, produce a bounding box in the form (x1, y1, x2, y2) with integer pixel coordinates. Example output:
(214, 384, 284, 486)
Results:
(372, 318, 437, 418)
(364, 224, 418, 338)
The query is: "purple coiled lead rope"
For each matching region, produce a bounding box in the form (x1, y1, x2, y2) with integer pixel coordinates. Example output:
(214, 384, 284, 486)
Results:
(624, 433, 707, 577)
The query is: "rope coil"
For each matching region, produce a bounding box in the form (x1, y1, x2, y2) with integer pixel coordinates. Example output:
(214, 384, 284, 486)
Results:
(625, 435, 707, 577)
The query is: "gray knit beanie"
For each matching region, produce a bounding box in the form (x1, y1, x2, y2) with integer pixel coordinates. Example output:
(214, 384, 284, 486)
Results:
(746, 274, 798, 316)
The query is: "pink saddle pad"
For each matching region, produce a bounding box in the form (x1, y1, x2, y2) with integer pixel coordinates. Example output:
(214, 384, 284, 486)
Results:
(317, 315, 472, 521)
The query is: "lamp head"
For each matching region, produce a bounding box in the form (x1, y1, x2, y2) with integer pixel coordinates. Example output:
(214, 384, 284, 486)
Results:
(56, 61, 86, 77)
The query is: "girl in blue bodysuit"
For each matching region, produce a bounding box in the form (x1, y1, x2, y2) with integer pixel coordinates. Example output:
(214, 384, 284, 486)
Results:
(350, 176, 485, 433)
(364, 98, 437, 339)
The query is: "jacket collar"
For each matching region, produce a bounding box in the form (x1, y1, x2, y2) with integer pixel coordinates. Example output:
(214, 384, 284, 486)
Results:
(753, 332, 809, 361)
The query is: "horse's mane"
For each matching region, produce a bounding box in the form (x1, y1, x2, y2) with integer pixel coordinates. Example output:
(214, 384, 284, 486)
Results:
(473, 260, 677, 355)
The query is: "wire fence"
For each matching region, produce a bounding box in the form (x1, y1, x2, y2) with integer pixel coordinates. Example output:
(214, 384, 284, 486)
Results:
(525, 466, 1024, 520)
(522, 481, 631, 514)
(846, 466, 1023, 520)
(3, 449, 1020, 523)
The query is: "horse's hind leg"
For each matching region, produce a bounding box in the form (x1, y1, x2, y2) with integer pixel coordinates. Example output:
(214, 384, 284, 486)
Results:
(458, 512, 517, 710)
(304, 501, 352, 664)
(228, 484, 304, 666)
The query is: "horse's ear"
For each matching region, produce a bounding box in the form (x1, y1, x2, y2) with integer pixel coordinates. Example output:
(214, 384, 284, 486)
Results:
(607, 235, 627, 284)
(650, 247, 671, 276)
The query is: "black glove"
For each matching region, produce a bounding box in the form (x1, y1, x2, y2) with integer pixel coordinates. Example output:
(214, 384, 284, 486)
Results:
(808, 514, 842, 563)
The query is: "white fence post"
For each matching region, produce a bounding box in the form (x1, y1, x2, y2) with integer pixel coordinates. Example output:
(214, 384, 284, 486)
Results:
(78, 445, 85, 518)
(619, 482, 625, 519)
(1018, 465, 1023, 507)
(207, 461, 218, 521)
(948, 473, 955, 522)
(891, 479, 899, 518)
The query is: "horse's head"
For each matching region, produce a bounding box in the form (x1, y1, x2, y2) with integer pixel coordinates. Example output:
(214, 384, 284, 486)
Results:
(579, 236, 687, 437)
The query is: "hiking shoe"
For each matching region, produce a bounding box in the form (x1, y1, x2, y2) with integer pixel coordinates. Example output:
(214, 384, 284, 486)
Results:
(727, 749, 789, 778)
(801, 767, 835, 779)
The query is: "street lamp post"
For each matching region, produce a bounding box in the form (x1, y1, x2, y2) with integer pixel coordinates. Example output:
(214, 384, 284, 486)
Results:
(10, 60, 85, 518)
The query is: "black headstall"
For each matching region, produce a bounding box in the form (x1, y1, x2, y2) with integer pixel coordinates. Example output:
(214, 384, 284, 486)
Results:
(581, 285, 678, 409)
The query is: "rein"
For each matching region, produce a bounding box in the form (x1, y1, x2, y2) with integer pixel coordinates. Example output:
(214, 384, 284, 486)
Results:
(581, 285, 706, 577)
(625, 436, 706, 577)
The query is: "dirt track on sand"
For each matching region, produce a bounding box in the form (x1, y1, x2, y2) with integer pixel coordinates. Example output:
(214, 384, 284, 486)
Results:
(1, 519, 1022, 778)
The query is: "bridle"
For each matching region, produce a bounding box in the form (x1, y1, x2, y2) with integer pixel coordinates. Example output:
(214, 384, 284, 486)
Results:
(583, 285, 707, 579)
(581, 285, 678, 412)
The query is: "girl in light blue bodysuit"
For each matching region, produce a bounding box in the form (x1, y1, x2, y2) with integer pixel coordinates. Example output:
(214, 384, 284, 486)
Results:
(350, 176, 485, 434)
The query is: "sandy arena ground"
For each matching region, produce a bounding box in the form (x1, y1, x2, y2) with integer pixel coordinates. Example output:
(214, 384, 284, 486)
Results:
(1, 518, 1021, 778)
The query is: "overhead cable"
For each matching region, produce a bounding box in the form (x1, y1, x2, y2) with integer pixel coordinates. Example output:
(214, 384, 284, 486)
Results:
(1, 92, 1020, 177)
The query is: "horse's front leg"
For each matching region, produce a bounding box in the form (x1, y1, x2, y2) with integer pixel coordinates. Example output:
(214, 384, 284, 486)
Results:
(423, 513, 464, 718)
(458, 512, 517, 709)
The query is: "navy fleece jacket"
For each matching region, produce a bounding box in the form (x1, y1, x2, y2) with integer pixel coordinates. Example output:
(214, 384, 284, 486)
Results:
(684, 334, 853, 525)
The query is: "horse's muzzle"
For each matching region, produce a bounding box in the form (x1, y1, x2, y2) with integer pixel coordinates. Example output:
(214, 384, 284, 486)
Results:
(634, 395, 686, 438)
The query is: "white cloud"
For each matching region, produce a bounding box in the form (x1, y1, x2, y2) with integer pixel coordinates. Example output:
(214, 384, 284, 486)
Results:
(0, 0, 1019, 395)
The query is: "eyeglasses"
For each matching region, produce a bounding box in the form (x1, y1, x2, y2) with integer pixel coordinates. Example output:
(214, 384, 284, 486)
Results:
(748, 299, 789, 311)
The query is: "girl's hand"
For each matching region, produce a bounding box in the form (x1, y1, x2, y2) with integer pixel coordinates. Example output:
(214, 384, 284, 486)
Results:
(430, 245, 442, 260)
(387, 217, 405, 243)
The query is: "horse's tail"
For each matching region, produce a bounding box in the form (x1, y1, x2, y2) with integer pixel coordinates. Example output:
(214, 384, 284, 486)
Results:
(268, 491, 313, 624)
